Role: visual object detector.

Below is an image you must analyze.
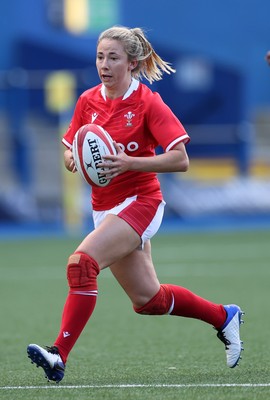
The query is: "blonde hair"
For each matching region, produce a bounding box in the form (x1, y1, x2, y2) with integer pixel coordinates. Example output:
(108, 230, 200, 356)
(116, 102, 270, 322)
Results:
(97, 26, 175, 84)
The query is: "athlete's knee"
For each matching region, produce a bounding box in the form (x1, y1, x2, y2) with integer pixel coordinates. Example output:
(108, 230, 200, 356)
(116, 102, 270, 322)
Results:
(67, 252, 100, 290)
(133, 284, 174, 315)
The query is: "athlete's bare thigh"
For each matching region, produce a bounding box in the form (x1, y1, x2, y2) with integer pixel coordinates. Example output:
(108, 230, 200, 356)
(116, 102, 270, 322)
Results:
(75, 214, 141, 269)
(110, 240, 161, 307)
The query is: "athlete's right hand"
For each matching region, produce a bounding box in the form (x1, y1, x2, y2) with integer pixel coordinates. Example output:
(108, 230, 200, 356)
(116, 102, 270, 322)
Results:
(64, 149, 77, 173)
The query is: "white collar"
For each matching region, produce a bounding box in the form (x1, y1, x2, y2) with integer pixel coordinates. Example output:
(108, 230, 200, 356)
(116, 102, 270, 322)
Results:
(100, 78, 139, 101)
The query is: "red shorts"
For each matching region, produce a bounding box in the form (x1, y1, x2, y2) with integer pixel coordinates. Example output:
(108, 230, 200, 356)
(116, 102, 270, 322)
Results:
(93, 195, 166, 247)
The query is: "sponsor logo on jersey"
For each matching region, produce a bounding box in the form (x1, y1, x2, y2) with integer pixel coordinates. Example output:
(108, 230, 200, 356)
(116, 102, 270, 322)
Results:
(124, 111, 135, 126)
(118, 141, 139, 152)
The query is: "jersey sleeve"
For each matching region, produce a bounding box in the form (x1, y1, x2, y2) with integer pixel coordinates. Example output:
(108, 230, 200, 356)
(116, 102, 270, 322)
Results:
(62, 96, 83, 148)
(146, 92, 190, 152)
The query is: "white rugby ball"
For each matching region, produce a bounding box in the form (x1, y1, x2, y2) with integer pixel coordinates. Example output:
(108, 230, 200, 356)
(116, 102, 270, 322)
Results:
(72, 124, 116, 187)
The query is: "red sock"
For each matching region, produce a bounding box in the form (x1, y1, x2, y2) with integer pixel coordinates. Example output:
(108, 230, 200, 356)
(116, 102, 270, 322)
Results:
(54, 292, 97, 363)
(134, 284, 226, 329)
(168, 284, 226, 328)
(54, 252, 99, 363)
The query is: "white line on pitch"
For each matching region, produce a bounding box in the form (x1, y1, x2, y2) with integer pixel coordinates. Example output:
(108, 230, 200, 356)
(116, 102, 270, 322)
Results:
(1, 383, 270, 390)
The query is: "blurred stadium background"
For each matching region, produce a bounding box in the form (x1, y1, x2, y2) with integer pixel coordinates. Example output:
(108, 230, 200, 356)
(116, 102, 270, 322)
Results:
(0, 0, 270, 236)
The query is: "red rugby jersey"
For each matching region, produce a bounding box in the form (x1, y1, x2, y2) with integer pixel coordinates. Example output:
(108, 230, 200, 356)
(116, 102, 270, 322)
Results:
(62, 79, 190, 211)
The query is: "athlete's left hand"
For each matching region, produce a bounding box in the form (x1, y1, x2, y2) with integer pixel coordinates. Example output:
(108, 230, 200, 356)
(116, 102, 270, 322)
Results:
(98, 142, 131, 179)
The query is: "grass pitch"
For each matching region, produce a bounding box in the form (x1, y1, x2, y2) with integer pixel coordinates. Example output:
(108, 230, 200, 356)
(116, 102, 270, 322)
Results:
(0, 229, 270, 399)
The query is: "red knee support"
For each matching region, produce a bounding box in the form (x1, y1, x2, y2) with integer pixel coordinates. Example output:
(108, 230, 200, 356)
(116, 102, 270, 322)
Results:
(67, 252, 100, 291)
(133, 284, 174, 315)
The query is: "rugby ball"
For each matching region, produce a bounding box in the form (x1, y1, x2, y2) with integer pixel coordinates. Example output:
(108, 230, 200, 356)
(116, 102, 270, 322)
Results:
(72, 124, 116, 187)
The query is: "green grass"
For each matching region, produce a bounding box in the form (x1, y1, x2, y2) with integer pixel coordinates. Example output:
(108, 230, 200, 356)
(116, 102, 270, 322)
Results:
(0, 229, 270, 399)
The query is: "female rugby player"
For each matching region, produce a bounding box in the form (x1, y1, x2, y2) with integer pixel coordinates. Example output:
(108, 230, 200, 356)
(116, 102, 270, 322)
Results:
(27, 26, 244, 382)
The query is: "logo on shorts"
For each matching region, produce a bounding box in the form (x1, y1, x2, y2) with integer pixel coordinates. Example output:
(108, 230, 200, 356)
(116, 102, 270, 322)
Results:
(124, 111, 135, 127)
